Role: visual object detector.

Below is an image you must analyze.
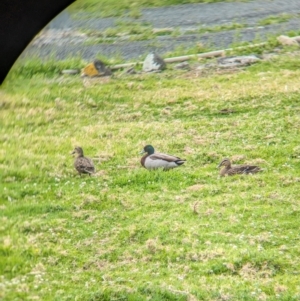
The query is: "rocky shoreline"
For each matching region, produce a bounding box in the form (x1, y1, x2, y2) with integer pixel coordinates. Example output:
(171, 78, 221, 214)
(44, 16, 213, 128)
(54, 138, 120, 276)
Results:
(22, 0, 300, 61)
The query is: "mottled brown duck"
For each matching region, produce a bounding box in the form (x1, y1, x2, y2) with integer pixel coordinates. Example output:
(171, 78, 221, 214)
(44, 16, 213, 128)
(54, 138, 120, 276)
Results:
(218, 158, 261, 177)
(140, 145, 186, 171)
(72, 147, 95, 176)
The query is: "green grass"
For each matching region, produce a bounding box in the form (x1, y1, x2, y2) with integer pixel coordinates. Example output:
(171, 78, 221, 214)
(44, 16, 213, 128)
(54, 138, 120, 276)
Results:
(192, 23, 247, 35)
(82, 21, 248, 47)
(1, 49, 300, 300)
(69, 0, 246, 17)
(82, 21, 155, 44)
(258, 14, 293, 26)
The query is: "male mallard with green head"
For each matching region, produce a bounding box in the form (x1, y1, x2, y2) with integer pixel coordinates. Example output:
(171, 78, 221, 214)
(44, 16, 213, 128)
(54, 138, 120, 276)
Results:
(72, 147, 95, 176)
(218, 158, 261, 177)
(140, 145, 186, 171)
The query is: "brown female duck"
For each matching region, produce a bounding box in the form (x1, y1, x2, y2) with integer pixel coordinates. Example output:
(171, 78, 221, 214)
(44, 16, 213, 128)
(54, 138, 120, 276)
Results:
(72, 147, 95, 176)
(218, 158, 261, 177)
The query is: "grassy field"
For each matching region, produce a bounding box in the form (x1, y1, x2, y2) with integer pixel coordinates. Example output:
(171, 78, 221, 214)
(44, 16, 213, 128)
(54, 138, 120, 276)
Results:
(70, 0, 240, 17)
(1, 46, 300, 301)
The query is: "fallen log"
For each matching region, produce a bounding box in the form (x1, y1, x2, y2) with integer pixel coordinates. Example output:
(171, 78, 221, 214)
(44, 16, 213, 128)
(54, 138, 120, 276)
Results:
(110, 42, 268, 70)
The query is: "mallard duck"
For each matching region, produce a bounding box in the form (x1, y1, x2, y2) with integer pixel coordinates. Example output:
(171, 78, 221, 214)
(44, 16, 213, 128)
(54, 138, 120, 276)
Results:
(72, 147, 95, 176)
(218, 158, 261, 177)
(140, 145, 186, 171)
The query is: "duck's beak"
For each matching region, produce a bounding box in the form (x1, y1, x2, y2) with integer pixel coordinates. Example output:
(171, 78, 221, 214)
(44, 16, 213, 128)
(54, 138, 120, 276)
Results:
(139, 150, 146, 155)
(217, 163, 222, 168)
(71, 150, 76, 155)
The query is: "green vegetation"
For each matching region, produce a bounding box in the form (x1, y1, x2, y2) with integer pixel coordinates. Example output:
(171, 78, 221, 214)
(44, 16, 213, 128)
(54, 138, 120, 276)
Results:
(193, 23, 247, 35)
(83, 21, 155, 45)
(82, 21, 249, 47)
(1, 46, 300, 300)
(258, 14, 293, 26)
(70, 0, 245, 17)
(228, 35, 280, 55)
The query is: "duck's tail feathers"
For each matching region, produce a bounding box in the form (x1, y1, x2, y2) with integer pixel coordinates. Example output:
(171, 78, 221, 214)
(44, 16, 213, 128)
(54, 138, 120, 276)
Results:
(175, 159, 186, 166)
(243, 166, 261, 174)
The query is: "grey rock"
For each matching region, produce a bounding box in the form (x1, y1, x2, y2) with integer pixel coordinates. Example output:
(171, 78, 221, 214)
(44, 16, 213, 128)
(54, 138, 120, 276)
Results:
(120, 67, 138, 76)
(174, 61, 190, 70)
(125, 67, 137, 74)
(94, 59, 112, 76)
(81, 59, 112, 77)
(143, 52, 166, 72)
(217, 55, 260, 68)
(277, 35, 299, 46)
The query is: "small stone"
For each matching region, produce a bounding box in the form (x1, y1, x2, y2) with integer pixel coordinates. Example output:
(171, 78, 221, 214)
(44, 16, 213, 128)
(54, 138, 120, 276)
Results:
(119, 67, 138, 77)
(277, 35, 299, 46)
(81, 59, 112, 77)
(125, 67, 137, 74)
(174, 61, 190, 70)
(293, 36, 300, 43)
(142, 52, 166, 72)
(217, 55, 260, 68)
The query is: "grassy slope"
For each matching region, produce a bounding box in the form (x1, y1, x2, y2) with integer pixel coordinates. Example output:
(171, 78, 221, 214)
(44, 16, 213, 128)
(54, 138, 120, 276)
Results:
(70, 0, 239, 17)
(1, 52, 300, 300)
